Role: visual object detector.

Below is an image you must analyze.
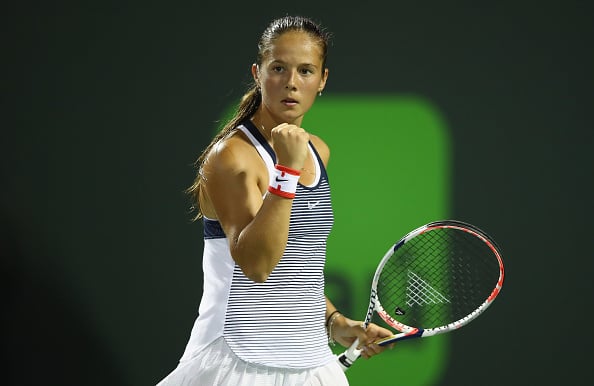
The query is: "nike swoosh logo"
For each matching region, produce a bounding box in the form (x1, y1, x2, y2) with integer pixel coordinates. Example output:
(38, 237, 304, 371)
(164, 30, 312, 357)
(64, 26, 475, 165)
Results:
(275, 177, 288, 182)
(308, 201, 321, 210)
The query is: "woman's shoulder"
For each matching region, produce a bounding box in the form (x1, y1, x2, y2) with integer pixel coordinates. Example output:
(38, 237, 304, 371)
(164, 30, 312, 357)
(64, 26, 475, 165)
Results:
(308, 133, 330, 164)
(203, 129, 261, 174)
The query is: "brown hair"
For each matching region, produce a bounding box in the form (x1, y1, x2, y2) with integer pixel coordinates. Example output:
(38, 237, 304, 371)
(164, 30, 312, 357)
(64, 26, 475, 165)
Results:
(186, 16, 331, 220)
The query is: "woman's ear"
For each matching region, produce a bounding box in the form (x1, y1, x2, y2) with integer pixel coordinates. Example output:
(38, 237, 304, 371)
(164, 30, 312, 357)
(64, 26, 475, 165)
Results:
(319, 67, 329, 93)
(251, 63, 260, 87)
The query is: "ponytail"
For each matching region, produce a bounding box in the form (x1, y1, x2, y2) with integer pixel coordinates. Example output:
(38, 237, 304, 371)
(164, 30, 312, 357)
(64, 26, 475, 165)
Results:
(186, 85, 261, 220)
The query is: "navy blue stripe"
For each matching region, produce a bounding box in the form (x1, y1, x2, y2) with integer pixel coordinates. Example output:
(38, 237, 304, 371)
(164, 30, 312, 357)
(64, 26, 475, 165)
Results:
(241, 120, 277, 164)
(203, 217, 225, 239)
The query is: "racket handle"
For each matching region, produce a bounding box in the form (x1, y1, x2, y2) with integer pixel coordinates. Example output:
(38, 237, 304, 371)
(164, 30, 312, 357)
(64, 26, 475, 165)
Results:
(337, 338, 361, 371)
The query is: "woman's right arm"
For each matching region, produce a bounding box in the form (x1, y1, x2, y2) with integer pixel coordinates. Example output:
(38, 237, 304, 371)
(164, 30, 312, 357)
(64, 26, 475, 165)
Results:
(200, 126, 309, 282)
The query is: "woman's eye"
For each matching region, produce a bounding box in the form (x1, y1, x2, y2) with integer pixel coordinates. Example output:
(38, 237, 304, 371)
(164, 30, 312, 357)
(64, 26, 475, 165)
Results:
(272, 66, 284, 73)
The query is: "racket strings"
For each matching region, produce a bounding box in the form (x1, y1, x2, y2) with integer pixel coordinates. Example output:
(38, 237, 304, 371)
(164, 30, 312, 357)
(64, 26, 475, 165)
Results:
(406, 270, 450, 307)
(376, 227, 501, 329)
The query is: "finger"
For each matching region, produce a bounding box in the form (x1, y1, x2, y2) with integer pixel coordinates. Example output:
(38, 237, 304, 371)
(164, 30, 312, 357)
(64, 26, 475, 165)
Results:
(366, 343, 384, 355)
(270, 124, 286, 136)
(363, 342, 388, 359)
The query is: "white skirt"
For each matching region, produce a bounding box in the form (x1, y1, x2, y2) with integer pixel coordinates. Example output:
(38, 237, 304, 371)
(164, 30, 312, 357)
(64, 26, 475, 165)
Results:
(156, 337, 349, 386)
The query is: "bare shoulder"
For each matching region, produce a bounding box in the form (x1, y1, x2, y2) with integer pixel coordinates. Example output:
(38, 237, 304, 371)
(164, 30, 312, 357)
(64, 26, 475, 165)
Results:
(202, 131, 262, 177)
(308, 133, 330, 165)
(199, 131, 268, 219)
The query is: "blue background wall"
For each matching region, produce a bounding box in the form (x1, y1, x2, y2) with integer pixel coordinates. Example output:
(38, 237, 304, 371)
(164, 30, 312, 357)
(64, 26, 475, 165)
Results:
(4, 1, 593, 385)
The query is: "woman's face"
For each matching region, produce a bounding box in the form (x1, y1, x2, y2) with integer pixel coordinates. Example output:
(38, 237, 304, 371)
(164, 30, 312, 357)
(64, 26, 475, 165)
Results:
(253, 31, 328, 126)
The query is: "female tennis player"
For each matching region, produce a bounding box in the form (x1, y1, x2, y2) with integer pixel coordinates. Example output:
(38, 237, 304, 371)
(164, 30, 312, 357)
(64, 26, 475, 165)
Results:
(156, 15, 394, 386)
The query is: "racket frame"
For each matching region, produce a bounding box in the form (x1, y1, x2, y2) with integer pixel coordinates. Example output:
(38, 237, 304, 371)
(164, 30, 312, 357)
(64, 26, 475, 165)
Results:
(337, 220, 504, 370)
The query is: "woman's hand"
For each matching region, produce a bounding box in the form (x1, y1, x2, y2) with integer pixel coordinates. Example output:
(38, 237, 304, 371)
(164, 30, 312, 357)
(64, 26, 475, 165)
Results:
(270, 123, 310, 170)
(331, 314, 395, 359)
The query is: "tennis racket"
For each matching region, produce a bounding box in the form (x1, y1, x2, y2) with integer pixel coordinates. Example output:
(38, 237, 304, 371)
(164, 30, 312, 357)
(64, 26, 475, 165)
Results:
(337, 220, 504, 371)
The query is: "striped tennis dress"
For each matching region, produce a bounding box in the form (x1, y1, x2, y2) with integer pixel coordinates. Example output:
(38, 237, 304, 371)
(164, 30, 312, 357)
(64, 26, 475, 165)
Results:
(179, 120, 336, 370)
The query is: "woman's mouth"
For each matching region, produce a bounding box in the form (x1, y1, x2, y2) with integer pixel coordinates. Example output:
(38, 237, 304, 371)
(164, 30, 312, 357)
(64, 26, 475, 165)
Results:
(282, 98, 298, 106)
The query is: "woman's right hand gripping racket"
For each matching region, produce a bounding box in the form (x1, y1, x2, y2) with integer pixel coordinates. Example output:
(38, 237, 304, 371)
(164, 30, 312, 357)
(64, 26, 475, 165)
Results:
(337, 220, 505, 371)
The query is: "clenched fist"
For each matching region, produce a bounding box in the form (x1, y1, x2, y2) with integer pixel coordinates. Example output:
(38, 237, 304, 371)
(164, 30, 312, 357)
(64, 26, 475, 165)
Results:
(270, 123, 310, 170)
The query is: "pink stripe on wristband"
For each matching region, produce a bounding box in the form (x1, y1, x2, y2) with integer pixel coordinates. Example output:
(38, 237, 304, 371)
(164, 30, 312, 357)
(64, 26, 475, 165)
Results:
(268, 164, 301, 199)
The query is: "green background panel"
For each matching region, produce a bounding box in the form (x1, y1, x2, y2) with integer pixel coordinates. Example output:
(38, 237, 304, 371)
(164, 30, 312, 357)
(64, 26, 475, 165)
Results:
(305, 95, 451, 385)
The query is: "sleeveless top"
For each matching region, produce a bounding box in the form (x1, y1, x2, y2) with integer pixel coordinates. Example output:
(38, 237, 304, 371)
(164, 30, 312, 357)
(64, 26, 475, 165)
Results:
(179, 120, 335, 369)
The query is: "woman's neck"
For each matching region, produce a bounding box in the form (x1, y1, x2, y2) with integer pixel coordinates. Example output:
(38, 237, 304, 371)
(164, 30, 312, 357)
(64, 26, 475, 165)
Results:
(250, 108, 302, 141)
(250, 110, 275, 142)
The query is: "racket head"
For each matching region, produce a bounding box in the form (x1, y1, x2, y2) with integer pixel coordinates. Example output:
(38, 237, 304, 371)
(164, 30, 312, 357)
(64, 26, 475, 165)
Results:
(370, 220, 504, 336)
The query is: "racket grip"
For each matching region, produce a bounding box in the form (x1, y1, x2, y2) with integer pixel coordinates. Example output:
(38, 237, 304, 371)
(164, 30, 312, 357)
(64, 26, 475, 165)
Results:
(337, 338, 361, 371)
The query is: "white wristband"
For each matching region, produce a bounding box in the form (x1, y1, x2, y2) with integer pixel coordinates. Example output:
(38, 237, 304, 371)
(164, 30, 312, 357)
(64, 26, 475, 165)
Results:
(268, 164, 301, 199)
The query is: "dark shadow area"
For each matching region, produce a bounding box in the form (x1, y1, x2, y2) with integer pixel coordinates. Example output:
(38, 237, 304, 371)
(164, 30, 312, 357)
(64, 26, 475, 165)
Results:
(1, 209, 127, 386)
